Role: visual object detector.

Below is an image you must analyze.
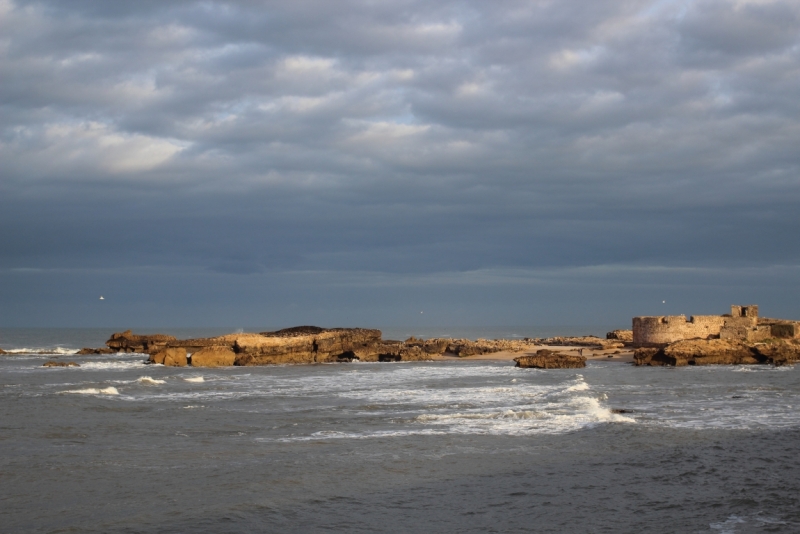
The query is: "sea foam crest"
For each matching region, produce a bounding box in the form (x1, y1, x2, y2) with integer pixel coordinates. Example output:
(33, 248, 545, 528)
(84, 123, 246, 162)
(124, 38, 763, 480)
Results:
(137, 376, 165, 385)
(6, 347, 78, 355)
(61, 387, 119, 395)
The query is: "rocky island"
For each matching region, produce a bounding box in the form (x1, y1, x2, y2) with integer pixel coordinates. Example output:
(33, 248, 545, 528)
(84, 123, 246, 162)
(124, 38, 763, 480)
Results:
(56, 303, 799, 370)
(73, 327, 630, 368)
(632, 305, 800, 366)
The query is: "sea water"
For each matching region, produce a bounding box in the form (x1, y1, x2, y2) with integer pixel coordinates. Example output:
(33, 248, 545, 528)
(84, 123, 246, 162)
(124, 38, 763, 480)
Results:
(1, 329, 799, 532)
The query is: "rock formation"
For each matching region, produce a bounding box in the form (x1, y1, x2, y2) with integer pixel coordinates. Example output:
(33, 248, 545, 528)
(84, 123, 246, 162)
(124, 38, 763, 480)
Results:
(76, 347, 115, 355)
(634, 338, 800, 366)
(514, 350, 586, 369)
(606, 330, 633, 343)
(234, 328, 383, 365)
(751, 342, 800, 366)
(0, 347, 5, 354)
(148, 348, 188, 367)
(106, 331, 176, 354)
(531, 336, 625, 350)
(43, 361, 80, 367)
(190, 346, 236, 367)
(100, 326, 631, 367)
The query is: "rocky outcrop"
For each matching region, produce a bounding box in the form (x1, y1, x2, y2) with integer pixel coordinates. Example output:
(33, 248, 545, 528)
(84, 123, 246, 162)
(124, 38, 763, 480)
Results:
(148, 348, 188, 366)
(532, 336, 625, 350)
(634, 338, 800, 366)
(106, 331, 177, 354)
(76, 347, 115, 355)
(43, 360, 79, 367)
(190, 346, 236, 367)
(751, 341, 800, 366)
(606, 330, 633, 343)
(234, 328, 384, 365)
(368, 342, 434, 362)
(664, 339, 759, 366)
(404, 337, 450, 354)
(514, 350, 586, 369)
(0, 347, 6, 354)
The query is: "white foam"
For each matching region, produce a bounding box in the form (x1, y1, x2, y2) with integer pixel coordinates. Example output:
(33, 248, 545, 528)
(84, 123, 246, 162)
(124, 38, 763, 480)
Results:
(184, 376, 205, 383)
(61, 387, 119, 396)
(565, 382, 590, 392)
(6, 347, 78, 355)
(78, 361, 147, 371)
(137, 376, 165, 385)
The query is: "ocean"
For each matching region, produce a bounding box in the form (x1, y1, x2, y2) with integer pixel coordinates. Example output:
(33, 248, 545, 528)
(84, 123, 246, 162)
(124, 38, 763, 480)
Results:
(1, 328, 799, 533)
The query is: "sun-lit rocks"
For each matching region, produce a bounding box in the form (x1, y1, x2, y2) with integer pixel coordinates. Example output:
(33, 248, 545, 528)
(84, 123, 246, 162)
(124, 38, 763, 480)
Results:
(0, 347, 6, 354)
(106, 330, 177, 354)
(148, 347, 188, 366)
(404, 336, 450, 354)
(43, 360, 80, 367)
(190, 346, 236, 367)
(635, 339, 756, 366)
(606, 330, 633, 343)
(233, 328, 384, 365)
(751, 340, 800, 366)
(514, 350, 586, 369)
(633, 338, 800, 367)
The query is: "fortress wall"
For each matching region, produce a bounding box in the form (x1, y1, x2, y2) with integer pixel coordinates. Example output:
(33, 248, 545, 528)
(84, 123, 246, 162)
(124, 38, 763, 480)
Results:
(720, 315, 760, 340)
(771, 323, 800, 339)
(633, 315, 726, 347)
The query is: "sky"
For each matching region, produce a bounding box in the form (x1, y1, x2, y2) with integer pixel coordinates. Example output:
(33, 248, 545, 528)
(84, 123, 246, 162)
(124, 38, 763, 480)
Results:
(1, 0, 799, 329)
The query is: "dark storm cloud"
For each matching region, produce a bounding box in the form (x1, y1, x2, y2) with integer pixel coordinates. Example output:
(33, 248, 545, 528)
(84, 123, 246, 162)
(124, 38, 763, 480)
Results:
(1, 0, 799, 326)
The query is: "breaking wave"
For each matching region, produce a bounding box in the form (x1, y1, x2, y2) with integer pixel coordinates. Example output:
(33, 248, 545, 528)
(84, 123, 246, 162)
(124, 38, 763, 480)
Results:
(61, 387, 119, 396)
(137, 376, 165, 385)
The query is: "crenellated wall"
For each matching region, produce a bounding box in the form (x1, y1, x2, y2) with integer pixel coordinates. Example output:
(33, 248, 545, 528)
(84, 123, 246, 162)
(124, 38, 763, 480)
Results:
(632, 315, 726, 347)
(631, 304, 800, 347)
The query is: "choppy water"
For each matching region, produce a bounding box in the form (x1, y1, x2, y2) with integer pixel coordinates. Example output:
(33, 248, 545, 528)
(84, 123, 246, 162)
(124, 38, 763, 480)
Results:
(2, 330, 800, 533)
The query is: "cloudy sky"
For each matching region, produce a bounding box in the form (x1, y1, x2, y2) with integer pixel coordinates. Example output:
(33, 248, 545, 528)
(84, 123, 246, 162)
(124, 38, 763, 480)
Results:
(1, 0, 799, 329)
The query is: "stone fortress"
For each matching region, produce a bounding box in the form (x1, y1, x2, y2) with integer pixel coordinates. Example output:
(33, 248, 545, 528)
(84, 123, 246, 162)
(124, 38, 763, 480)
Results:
(632, 305, 800, 348)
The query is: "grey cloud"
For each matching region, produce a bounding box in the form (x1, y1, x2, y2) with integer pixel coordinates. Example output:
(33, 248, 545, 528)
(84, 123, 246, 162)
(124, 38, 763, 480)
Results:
(1, 0, 799, 326)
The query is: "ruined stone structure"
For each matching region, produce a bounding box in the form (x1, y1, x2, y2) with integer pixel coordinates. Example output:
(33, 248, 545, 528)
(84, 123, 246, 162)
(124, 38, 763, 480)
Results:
(633, 305, 800, 347)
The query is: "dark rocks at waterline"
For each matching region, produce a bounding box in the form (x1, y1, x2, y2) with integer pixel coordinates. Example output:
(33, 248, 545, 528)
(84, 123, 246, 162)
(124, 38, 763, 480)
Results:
(633, 339, 800, 367)
(105, 330, 177, 354)
(76, 347, 115, 355)
(532, 336, 625, 350)
(43, 361, 80, 367)
(514, 350, 587, 369)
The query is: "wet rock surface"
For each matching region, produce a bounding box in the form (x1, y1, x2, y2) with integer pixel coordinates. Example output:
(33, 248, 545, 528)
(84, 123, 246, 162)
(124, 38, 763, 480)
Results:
(514, 350, 587, 369)
(42, 361, 80, 367)
(76, 347, 115, 355)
